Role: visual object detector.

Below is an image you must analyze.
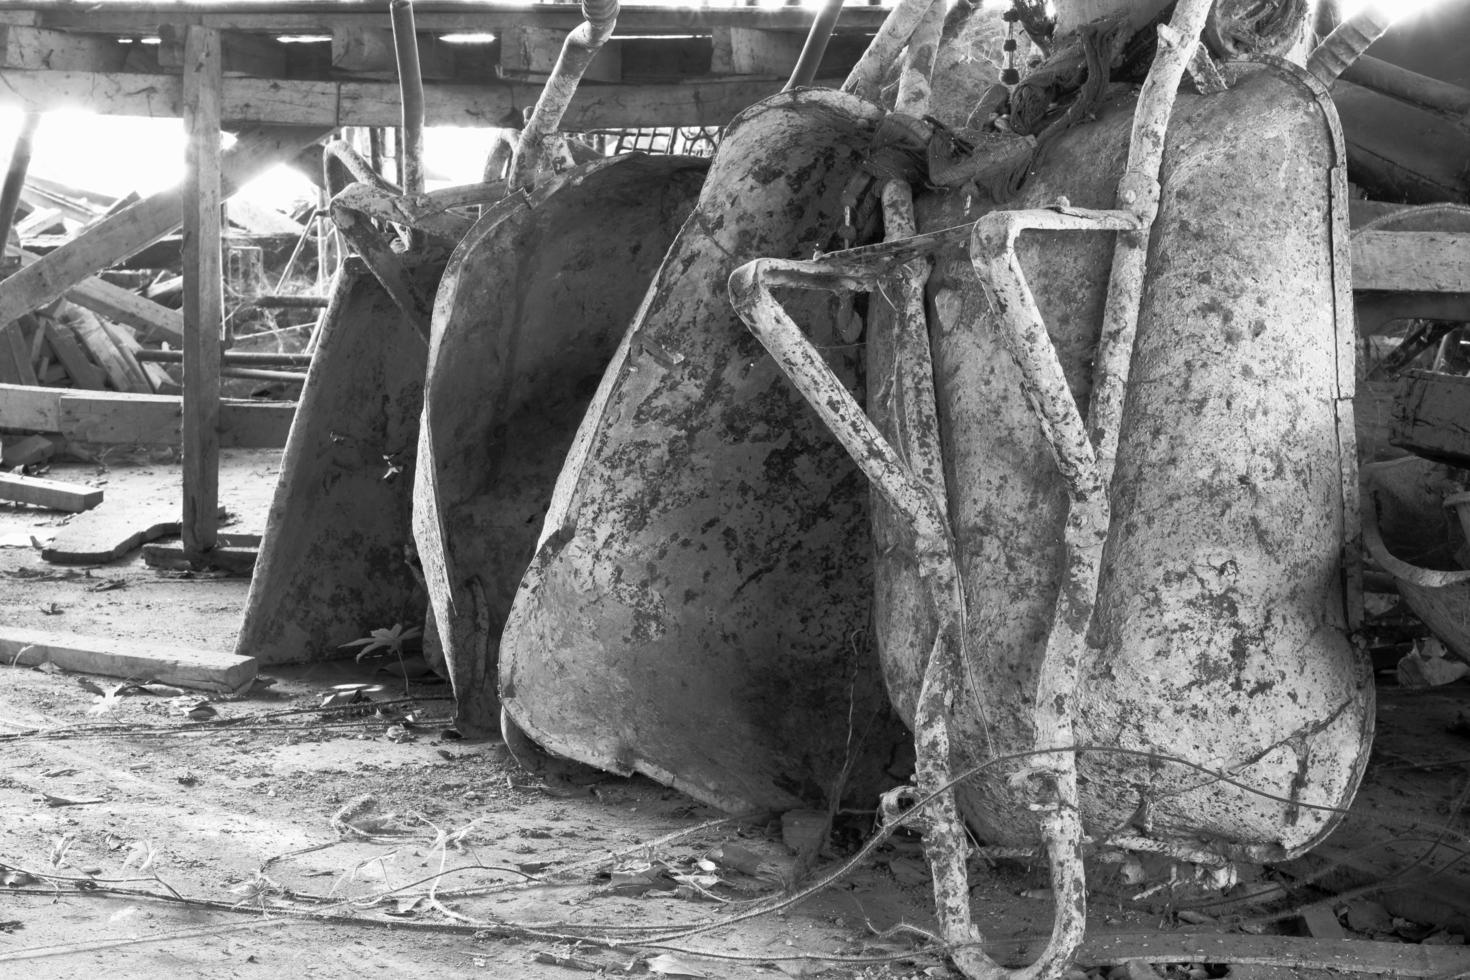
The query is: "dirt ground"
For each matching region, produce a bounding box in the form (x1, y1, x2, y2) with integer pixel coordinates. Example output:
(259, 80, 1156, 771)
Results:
(2, 451, 1469, 979)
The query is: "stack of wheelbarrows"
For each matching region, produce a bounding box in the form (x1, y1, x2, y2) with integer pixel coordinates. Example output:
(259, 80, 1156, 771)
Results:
(238, 0, 1396, 974)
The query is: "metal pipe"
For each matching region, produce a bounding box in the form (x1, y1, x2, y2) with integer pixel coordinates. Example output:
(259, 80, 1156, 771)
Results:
(507, 0, 620, 192)
(250, 293, 331, 309)
(0, 112, 41, 252)
(390, 0, 425, 199)
(321, 139, 398, 198)
(220, 366, 308, 383)
(136, 349, 314, 367)
(784, 0, 844, 91)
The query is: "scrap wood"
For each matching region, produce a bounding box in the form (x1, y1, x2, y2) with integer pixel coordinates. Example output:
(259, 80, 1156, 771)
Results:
(0, 433, 59, 467)
(1008, 931, 1470, 977)
(0, 472, 101, 512)
(64, 308, 149, 393)
(40, 501, 225, 565)
(0, 626, 257, 693)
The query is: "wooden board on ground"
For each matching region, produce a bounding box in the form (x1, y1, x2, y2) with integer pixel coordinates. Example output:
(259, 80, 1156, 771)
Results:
(141, 540, 257, 576)
(40, 499, 202, 564)
(0, 471, 101, 511)
(0, 626, 256, 693)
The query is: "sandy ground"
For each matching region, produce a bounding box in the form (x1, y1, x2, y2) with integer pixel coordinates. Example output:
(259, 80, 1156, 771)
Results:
(2, 451, 1468, 979)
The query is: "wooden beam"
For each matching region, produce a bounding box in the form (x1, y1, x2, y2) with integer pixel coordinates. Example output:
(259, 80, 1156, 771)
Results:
(40, 316, 106, 389)
(499, 25, 622, 83)
(5, 245, 185, 344)
(0, 25, 127, 71)
(157, 25, 286, 77)
(0, 626, 257, 693)
(0, 68, 806, 129)
(1354, 230, 1470, 293)
(1391, 370, 1470, 467)
(0, 124, 326, 340)
(182, 24, 222, 554)
(19, 3, 890, 37)
(1336, 81, 1470, 204)
(0, 471, 102, 511)
(0, 383, 295, 446)
(332, 26, 454, 79)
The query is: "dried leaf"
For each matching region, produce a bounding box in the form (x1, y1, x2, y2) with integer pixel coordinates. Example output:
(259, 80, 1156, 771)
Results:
(647, 953, 708, 978)
(74, 678, 106, 696)
(709, 844, 764, 876)
(384, 896, 423, 917)
(183, 702, 218, 722)
(120, 840, 156, 873)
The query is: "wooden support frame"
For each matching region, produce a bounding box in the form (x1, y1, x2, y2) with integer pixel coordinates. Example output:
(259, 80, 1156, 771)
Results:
(181, 24, 222, 554)
(0, 382, 293, 446)
(0, 124, 328, 338)
(0, 68, 818, 129)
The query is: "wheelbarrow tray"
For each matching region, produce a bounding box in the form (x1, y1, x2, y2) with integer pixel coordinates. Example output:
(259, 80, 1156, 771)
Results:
(499, 89, 908, 814)
(413, 153, 709, 735)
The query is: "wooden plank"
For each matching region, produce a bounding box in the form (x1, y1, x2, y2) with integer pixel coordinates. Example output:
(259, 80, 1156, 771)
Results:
(181, 24, 222, 554)
(0, 431, 59, 466)
(142, 540, 256, 575)
(225, 196, 303, 237)
(1335, 81, 1470, 204)
(0, 124, 328, 337)
(24, 4, 890, 37)
(0, 471, 102, 510)
(498, 25, 621, 82)
(719, 27, 869, 78)
(1354, 230, 1470, 292)
(5, 244, 185, 344)
(1, 321, 35, 384)
(97, 315, 168, 393)
(1391, 369, 1470, 466)
(0, 68, 811, 129)
(157, 25, 286, 77)
(0, 25, 127, 71)
(983, 931, 1470, 977)
(0, 383, 294, 446)
(66, 307, 149, 392)
(0, 626, 256, 693)
(39, 315, 104, 388)
(40, 500, 221, 564)
(332, 26, 454, 79)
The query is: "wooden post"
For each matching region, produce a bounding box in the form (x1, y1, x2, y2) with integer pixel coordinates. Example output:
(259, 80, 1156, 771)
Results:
(182, 25, 223, 554)
(0, 112, 40, 250)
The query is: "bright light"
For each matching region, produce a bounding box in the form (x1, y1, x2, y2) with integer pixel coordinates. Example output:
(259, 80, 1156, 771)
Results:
(440, 32, 497, 44)
(1337, 0, 1443, 18)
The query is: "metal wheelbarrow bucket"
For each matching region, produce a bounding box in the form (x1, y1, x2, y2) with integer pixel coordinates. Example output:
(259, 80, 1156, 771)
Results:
(412, 153, 709, 734)
(496, 88, 912, 813)
(735, 59, 1373, 864)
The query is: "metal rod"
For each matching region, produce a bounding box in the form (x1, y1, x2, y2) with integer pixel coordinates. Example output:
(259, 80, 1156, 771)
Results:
(137, 349, 313, 367)
(390, 0, 425, 199)
(220, 366, 308, 383)
(784, 0, 844, 91)
(250, 293, 331, 309)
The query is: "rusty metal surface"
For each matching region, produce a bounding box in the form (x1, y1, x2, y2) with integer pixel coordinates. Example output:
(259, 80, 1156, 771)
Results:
(236, 258, 438, 664)
(412, 153, 708, 736)
(898, 67, 1372, 860)
(499, 89, 907, 814)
